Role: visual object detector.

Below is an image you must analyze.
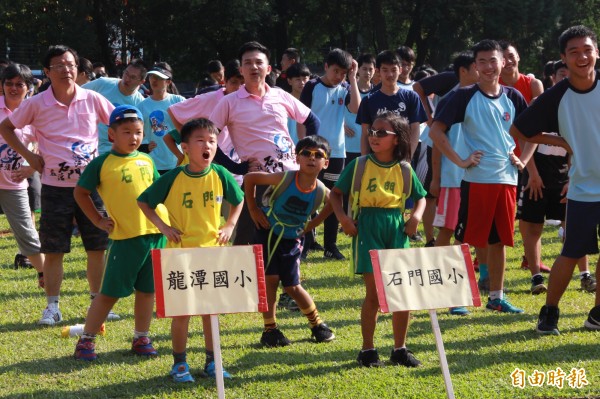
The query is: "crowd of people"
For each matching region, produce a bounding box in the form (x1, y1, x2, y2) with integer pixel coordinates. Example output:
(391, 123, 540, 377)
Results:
(0, 24, 598, 383)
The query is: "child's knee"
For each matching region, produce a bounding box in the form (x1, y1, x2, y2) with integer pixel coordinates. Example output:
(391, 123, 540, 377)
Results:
(283, 284, 306, 297)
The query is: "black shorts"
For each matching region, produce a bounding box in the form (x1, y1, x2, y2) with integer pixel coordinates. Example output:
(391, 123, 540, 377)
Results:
(562, 199, 600, 258)
(319, 157, 345, 189)
(411, 143, 434, 199)
(254, 228, 302, 287)
(40, 184, 109, 253)
(27, 171, 41, 212)
(516, 186, 565, 224)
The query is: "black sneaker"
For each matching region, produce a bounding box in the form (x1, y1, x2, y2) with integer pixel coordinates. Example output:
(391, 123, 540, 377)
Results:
(260, 328, 291, 347)
(584, 305, 600, 330)
(14, 254, 32, 269)
(311, 323, 335, 343)
(357, 349, 383, 367)
(530, 274, 547, 295)
(425, 239, 436, 247)
(324, 246, 345, 260)
(390, 348, 422, 367)
(311, 241, 325, 251)
(277, 293, 299, 311)
(536, 305, 560, 335)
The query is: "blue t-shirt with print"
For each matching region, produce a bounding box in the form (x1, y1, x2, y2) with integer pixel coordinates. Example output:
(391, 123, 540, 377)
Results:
(434, 84, 527, 185)
(138, 94, 185, 171)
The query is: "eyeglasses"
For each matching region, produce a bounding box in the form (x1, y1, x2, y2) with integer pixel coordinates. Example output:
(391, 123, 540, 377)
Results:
(3, 82, 27, 89)
(48, 64, 77, 71)
(298, 149, 328, 159)
(368, 128, 397, 138)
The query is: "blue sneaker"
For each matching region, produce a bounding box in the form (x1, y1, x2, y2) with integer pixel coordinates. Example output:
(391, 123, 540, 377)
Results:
(486, 298, 524, 314)
(449, 307, 470, 316)
(204, 361, 232, 379)
(170, 362, 194, 383)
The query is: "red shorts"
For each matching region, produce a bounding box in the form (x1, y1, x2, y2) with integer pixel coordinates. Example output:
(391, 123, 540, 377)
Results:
(455, 182, 516, 248)
(433, 187, 461, 230)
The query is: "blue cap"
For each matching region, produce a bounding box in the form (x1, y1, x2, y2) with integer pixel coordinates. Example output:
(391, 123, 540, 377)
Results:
(109, 105, 143, 125)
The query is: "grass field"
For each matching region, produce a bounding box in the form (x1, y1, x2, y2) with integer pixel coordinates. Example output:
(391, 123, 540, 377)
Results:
(0, 215, 598, 399)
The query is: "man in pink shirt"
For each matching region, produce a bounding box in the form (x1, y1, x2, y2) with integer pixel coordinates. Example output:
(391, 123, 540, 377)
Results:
(209, 41, 320, 245)
(166, 59, 258, 183)
(0, 45, 115, 326)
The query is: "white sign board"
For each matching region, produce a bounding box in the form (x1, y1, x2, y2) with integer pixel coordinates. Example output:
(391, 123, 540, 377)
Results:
(152, 245, 267, 318)
(370, 244, 481, 312)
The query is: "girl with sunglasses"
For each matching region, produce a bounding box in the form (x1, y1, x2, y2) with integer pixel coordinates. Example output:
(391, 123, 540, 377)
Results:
(330, 111, 427, 368)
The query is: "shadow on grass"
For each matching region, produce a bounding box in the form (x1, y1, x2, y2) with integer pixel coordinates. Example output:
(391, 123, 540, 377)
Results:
(298, 274, 363, 291)
(0, 286, 91, 302)
(443, 342, 600, 375)
(2, 374, 195, 399)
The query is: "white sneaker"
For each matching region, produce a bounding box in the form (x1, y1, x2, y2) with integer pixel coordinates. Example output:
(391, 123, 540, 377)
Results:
(38, 307, 62, 326)
(545, 219, 561, 226)
(86, 306, 121, 321)
(106, 310, 121, 321)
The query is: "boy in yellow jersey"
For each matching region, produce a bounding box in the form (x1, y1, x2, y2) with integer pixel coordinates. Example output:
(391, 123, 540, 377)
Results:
(138, 118, 244, 382)
(73, 105, 169, 361)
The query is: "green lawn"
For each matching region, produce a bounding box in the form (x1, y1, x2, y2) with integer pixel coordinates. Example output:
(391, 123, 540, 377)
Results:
(0, 215, 598, 399)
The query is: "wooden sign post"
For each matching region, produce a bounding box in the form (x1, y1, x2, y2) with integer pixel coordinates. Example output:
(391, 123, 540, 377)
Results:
(152, 245, 267, 398)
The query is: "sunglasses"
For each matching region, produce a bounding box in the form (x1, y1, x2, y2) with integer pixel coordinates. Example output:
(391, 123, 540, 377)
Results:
(368, 128, 397, 138)
(298, 149, 328, 159)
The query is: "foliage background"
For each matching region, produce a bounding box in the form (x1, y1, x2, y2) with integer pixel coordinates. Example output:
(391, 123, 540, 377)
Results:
(1, 0, 600, 81)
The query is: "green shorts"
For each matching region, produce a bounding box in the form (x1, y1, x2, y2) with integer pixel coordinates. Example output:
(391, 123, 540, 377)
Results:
(354, 207, 409, 274)
(100, 233, 166, 298)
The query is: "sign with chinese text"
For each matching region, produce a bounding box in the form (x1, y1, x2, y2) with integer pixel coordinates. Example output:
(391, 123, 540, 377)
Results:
(152, 245, 267, 318)
(370, 244, 480, 312)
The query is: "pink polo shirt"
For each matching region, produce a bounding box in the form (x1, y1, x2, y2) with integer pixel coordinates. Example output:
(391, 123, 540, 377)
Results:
(209, 85, 310, 173)
(9, 85, 114, 187)
(0, 97, 35, 190)
(169, 89, 238, 163)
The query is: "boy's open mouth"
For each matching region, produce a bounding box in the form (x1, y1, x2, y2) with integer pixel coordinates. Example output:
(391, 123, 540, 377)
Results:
(202, 151, 210, 160)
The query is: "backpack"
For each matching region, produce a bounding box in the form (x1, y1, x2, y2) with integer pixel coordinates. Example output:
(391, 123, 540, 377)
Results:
(261, 171, 327, 266)
(262, 171, 327, 216)
(347, 155, 412, 220)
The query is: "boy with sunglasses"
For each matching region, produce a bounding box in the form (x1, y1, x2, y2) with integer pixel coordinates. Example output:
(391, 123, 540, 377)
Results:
(243, 135, 336, 347)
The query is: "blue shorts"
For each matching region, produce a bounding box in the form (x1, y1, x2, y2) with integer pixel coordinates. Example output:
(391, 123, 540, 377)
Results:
(254, 228, 302, 287)
(562, 199, 600, 258)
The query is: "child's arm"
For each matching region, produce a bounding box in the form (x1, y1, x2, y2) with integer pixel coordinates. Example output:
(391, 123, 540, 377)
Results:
(404, 197, 425, 237)
(137, 201, 182, 243)
(167, 107, 184, 132)
(347, 59, 361, 114)
(430, 121, 483, 168)
(429, 145, 442, 198)
(243, 171, 286, 230)
(304, 190, 334, 233)
(329, 186, 358, 237)
(163, 131, 185, 166)
(217, 200, 244, 245)
(74, 186, 114, 233)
